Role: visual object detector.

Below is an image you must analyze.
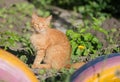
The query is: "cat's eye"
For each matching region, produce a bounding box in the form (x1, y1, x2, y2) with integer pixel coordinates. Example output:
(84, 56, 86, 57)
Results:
(34, 24, 39, 27)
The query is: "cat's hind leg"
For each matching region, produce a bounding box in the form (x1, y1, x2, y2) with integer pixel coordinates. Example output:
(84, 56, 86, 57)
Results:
(44, 45, 70, 70)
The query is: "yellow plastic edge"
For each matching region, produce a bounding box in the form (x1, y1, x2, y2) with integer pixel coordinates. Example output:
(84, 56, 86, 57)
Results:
(86, 65, 120, 82)
(0, 49, 39, 82)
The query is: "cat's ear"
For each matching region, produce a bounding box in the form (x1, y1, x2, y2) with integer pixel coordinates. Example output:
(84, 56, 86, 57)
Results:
(46, 15, 52, 24)
(32, 13, 38, 19)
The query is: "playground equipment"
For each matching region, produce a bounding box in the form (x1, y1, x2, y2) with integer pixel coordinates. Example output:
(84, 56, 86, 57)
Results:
(71, 53, 120, 82)
(0, 49, 38, 82)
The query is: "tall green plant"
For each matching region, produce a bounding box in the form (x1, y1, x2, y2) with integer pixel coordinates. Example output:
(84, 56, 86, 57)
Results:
(66, 16, 110, 61)
(66, 30, 102, 57)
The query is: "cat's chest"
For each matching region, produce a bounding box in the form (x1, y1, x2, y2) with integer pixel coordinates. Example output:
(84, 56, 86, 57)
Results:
(30, 34, 49, 45)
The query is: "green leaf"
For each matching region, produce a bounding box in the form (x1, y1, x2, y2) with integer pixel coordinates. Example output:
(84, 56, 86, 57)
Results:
(92, 37, 99, 43)
(83, 49, 90, 56)
(79, 28, 87, 33)
(39, 69, 46, 75)
(70, 41, 78, 55)
(84, 33, 93, 41)
(20, 55, 28, 63)
(76, 48, 83, 56)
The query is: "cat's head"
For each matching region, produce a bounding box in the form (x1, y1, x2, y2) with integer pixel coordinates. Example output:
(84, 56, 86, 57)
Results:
(31, 13, 52, 33)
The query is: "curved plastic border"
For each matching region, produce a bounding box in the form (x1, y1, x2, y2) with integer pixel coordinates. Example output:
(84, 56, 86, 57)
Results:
(70, 53, 120, 82)
(0, 49, 38, 82)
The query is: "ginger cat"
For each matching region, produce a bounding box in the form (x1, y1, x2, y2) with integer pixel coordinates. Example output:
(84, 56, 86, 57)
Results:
(30, 13, 84, 70)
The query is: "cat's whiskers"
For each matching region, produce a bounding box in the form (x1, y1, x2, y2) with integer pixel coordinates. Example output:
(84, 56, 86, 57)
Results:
(38, 28, 47, 33)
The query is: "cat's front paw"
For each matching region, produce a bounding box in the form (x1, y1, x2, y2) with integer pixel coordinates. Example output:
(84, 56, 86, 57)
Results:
(32, 64, 38, 69)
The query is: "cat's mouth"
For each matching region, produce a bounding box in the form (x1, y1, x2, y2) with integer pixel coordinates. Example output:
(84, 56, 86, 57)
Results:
(34, 28, 46, 33)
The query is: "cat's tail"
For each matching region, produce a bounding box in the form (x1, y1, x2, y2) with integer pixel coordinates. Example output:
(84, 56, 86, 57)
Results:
(65, 62, 85, 69)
